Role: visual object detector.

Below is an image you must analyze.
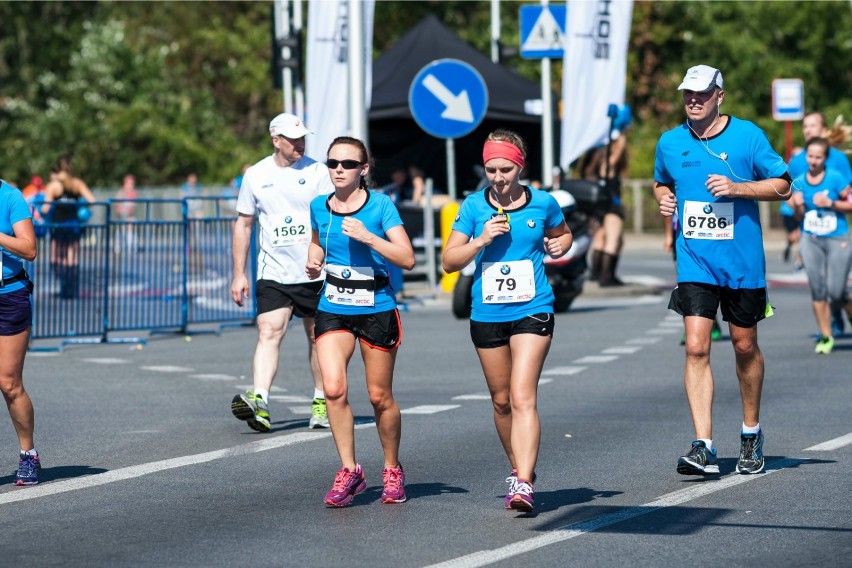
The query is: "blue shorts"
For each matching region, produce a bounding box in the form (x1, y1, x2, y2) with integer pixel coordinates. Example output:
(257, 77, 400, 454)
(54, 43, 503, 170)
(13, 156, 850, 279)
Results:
(0, 288, 33, 336)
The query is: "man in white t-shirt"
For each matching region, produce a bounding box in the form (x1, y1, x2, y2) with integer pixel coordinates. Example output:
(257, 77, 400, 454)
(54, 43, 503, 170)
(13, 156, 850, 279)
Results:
(230, 113, 334, 431)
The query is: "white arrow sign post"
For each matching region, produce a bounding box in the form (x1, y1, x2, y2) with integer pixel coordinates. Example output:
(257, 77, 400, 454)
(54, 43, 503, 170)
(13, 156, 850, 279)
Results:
(409, 59, 489, 201)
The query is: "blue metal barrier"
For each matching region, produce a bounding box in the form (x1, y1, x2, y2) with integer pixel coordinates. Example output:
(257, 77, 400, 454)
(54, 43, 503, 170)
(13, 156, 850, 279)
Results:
(26, 197, 256, 350)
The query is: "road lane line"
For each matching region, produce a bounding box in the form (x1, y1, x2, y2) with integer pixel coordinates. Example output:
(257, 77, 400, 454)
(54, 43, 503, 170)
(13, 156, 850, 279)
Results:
(0, 425, 374, 505)
(141, 365, 195, 373)
(452, 394, 492, 401)
(542, 366, 586, 376)
(426, 458, 805, 568)
(804, 432, 852, 451)
(401, 405, 460, 414)
(190, 374, 238, 381)
(83, 358, 130, 364)
(572, 356, 618, 364)
(626, 337, 661, 345)
(602, 346, 642, 355)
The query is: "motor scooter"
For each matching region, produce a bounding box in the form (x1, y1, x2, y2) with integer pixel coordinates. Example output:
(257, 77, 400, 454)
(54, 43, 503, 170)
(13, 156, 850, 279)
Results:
(451, 181, 601, 318)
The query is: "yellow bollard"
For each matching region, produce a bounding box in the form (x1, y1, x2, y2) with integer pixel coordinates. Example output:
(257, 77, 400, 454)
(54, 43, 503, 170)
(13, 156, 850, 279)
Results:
(439, 201, 461, 293)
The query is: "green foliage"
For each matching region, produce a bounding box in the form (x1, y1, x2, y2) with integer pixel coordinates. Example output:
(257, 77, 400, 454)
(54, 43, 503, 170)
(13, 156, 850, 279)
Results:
(1, 1, 849, 188)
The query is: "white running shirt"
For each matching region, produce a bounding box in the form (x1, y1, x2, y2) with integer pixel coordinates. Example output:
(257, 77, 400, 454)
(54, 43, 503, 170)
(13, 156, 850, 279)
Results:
(236, 155, 334, 284)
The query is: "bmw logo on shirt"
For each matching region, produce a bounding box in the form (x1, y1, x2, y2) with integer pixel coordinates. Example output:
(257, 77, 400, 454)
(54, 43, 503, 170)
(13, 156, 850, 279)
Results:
(500, 264, 511, 275)
(342, 268, 351, 279)
(527, 220, 536, 228)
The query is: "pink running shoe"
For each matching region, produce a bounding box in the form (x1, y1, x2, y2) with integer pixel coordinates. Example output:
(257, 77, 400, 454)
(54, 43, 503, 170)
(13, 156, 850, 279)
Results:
(381, 464, 406, 504)
(324, 464, 366, 507)
(505, 469, 537, 508)
(509, 480, 535, 512)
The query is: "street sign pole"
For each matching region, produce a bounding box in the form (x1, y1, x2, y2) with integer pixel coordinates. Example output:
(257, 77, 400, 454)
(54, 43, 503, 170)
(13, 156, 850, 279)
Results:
(446, 139, 457, 201)
(785, 120, 793, 161)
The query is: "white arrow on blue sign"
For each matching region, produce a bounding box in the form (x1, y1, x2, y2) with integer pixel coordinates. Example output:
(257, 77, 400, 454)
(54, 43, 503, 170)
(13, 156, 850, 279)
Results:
(408, 59, 489, 140)
(520, 5, 567, 59)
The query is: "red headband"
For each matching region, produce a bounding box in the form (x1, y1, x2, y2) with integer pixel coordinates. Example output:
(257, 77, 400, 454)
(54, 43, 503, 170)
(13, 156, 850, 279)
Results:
(483, 140, 525, 169)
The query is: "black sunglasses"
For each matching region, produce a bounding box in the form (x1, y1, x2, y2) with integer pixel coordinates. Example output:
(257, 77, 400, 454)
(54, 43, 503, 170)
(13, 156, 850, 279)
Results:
(326, 159, 363, 170)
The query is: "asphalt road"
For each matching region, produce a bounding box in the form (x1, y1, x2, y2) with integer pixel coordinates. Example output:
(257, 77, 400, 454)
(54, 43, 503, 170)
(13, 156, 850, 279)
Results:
(1, 245, 850, 567)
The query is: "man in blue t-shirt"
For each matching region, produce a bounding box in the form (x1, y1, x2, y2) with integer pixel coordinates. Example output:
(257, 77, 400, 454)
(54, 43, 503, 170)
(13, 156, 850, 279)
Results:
(654, 65, 793, 478)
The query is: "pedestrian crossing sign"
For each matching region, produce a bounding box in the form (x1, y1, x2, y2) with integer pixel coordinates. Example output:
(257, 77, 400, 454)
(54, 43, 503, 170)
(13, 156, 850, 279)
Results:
(520, 5, 566, 60)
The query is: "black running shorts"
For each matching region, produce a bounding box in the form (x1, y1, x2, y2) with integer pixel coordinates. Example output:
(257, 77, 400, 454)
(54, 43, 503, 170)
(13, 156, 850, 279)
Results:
(469, 313, 555, 349)
(314, 308, 402, 351)
(255, 280, 323, 318)
(668, 282, 768, 328)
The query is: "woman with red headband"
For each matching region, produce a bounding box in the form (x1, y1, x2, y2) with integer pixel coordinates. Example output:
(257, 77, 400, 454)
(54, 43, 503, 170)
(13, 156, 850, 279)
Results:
(443, 129, 573, 512)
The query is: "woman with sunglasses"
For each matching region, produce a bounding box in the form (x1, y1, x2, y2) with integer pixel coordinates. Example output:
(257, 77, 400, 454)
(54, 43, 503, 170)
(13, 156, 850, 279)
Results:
(442, 129, 573, 512)
(306, 136, 414, 507)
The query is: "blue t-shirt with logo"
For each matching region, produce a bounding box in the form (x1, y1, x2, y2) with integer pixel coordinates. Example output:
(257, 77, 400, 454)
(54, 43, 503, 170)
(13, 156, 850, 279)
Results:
(782, 146, 852, 216)
(793, 169, 849, 238)
(310, 190, 402, 315)
(451, 187, 565, 323)
(654, 116, 788, 288)
(1, 180, 34, 294)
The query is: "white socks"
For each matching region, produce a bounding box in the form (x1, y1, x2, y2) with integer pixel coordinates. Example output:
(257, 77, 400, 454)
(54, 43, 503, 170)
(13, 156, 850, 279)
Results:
(254, 388, 269, 403)
(742, 422, 761, 435)
(314, 389, 325, 400)
(698, 438, 714, 452)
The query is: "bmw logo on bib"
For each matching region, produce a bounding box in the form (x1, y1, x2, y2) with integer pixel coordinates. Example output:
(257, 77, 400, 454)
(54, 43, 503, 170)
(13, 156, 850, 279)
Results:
(285, 216, 292, 223)
(703, 204, 713, 214)
(527, 219, 536, 228)
(500, 264, 511, 275)
(299, 179, 306, 185)
(342, 268, 351, 279)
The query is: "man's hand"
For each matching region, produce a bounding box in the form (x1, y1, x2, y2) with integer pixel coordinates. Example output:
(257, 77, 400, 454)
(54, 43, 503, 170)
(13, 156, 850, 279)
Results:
(305, 258, 324, 280)
(658, 192, 676, 217)
(706, 174, 737, 198)
(230, 274, 250, 307)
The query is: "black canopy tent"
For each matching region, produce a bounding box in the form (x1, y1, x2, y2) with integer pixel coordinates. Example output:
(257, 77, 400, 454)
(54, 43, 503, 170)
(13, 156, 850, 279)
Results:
(368, 15, 558, 191)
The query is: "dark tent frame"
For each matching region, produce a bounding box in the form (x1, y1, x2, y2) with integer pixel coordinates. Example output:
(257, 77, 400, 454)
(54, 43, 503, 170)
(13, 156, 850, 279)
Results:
(368, 15, 558, 191)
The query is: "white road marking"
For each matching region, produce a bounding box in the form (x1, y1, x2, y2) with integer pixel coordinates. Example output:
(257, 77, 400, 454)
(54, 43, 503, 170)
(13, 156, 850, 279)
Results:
(804, 432, 852, 451)
(190, 374, 237, 381)
(83, 358, 130, 364)
(626, 337, 661, 345)
(0, 425, 373, 506)
(602, 346, 642, 355)
(573, 295, 664, 309)
(659, 320, 683, 328)
(572, 355, 618, 364)
(235, 385, 286, 392)
(287, 406, 312, 415)
(269, 395, 312, 403)
(539, 378, 553, 385)
(452, 394, 493, 400)
(542, 366, 586, 376)
(426, 458, 804, 568)
(648, 328, 680, 335)
(141, 365, 194, 373)
(401, 405, 460, 414)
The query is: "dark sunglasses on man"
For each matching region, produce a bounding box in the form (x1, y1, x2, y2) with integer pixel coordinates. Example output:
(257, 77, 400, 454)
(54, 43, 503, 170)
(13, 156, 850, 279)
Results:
(326, 159, 363, 170)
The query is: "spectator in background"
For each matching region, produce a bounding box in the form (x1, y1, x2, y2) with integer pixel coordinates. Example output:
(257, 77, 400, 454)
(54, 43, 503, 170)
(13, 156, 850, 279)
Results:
(115, 174, 138, 252)
(21, 176, 47, 231)
(377, 166, 425, 205)
(582, 104, 632, 287)
(182, 172, 204, 219)
(21, 176, 44, 201)
(41, 156, 96, 299)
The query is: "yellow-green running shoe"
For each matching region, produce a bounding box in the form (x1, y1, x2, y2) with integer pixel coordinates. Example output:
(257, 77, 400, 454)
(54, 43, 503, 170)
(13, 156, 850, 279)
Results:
(231, 390, 271, 432)
(309, 397, 330, 429)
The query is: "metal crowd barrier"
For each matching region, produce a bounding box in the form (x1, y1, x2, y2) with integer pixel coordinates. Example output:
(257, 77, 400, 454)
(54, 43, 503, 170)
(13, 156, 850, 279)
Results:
(25, 197, 256, 351)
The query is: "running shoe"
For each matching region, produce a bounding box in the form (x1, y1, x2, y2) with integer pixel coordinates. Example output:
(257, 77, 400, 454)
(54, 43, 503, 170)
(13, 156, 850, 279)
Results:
(380, 464, 406, 504)
(508, 480, 535, 511)
(230, 390, 271, 432)
(831, 309, 846, 338)
(504, 469, 537, 508)
(15, 451, 41, 486)
(676, 440, 719, 475)
(309, 397, 330, 429)
(324, 464, 366, 507)
(736, 430, 765, 474)
(814, 336, 835, 355)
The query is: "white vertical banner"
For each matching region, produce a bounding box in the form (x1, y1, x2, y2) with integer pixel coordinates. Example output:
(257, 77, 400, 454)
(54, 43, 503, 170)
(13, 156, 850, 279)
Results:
(306, 0, 374, 161)
(559, 0, 633, 170)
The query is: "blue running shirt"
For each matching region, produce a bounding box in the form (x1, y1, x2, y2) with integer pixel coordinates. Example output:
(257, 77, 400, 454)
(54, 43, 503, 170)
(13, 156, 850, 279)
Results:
(451, 187, 565, 322)
(784, 147, 852, 216)
(793, 170, 849, 238)
(0, 180, 33, 295)
(654, 117, 788, 288)
(310, 190, 402, 315)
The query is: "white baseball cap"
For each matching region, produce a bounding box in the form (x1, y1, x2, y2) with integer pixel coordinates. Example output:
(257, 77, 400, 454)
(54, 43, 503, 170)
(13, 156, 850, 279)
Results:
(677, 65, 724, 92)
(269, 113, 311, 138)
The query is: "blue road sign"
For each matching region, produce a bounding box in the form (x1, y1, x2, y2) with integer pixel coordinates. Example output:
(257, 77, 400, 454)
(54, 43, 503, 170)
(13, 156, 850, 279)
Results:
(520, 5, 567, 59)
(408, 59, 488, 139)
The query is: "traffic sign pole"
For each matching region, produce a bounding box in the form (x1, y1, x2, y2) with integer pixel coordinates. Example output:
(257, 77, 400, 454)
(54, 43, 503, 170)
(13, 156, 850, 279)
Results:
(785, 120, 793, 162)
(446, 139, 457, 201)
